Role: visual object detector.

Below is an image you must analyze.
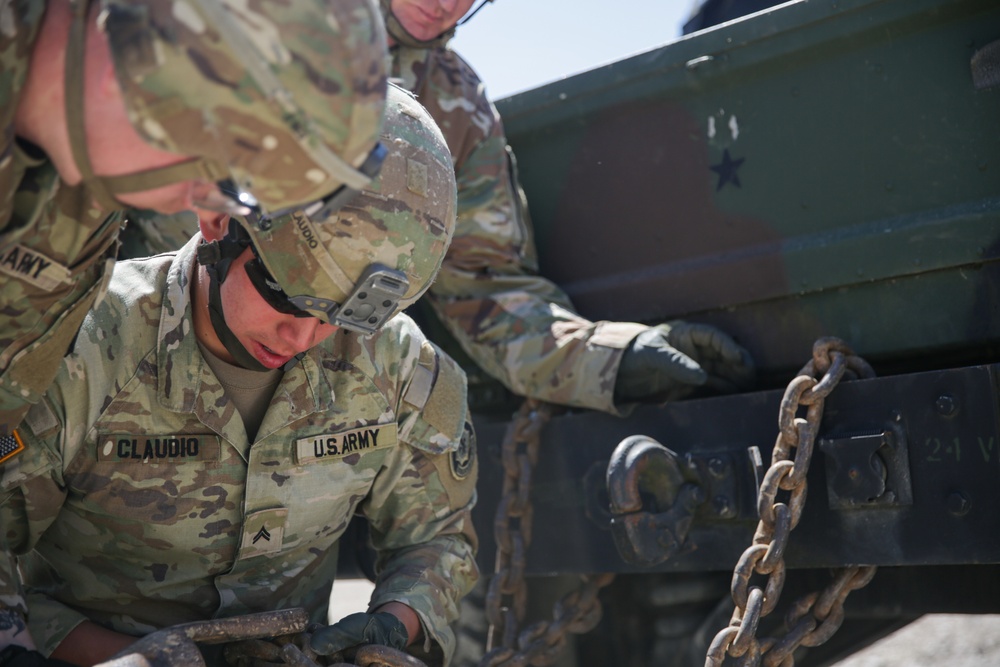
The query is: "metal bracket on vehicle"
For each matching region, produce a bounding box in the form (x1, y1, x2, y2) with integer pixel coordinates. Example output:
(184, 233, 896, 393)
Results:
(819, 422, 912, 509)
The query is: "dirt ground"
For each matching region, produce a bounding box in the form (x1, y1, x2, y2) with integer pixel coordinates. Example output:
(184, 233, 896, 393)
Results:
(331, 580, 1000, 665)
(832, 614, 1000, 666)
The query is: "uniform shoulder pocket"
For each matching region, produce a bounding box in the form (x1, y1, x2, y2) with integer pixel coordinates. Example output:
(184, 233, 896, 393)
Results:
(399, 340, 467, 455)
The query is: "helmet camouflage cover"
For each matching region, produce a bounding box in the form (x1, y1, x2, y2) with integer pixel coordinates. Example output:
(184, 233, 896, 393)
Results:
(241, 83, 457, 333)
(101, 0, 388, 214)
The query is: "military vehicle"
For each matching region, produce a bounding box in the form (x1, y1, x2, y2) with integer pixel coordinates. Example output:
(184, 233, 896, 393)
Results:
(404, 0, 1000, 664)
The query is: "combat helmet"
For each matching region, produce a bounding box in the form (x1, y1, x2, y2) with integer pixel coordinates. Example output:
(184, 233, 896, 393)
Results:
(379, 0, 495, 49)
(198, 83, 457, 370)
(67, 0, 388, 218)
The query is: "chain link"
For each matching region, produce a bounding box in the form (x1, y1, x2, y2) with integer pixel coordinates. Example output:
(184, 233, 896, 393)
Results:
(705, 337, 878, 667)
(480, 399, 616, 667)
(222, 626, 427, 667)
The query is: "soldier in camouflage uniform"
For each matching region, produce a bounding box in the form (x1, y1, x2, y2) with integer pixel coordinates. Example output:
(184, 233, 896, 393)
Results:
(0, 0, 388, 440)
(0, 85, 477, 667)
(381, 0, 755, 415)
(380, 4, 754, 666)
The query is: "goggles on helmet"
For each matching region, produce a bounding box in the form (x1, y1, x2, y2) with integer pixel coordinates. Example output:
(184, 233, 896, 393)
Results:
(244, 243, 313, 319)
(243, 232, 411, 335)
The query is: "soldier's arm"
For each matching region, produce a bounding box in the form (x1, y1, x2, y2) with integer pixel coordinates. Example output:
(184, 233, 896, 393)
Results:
(361, 338, 479, 665)
(427, 111, 646, 415)
(1, 396, 107, 661)
(371, 601, 423, 646)
(48, 622, 134, 665)
(1, 458, 46, 653)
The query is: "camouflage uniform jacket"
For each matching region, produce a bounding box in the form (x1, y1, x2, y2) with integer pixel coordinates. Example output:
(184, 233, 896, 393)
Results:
(0, 2, 124, 436)
(393, 46, 646, 415)
(0, 237, 479, 665)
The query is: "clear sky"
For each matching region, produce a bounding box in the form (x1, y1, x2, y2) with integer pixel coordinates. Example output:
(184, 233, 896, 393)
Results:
(450, 1, 696, 100)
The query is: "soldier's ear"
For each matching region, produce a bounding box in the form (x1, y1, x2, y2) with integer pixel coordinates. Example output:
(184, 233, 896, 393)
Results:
(198, 213, 231, 242)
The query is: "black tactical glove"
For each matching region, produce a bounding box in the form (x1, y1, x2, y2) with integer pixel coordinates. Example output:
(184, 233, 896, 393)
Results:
(614, 321, 755, 404)
(0, 646, 77, 667)
(309, 612, 409, 657)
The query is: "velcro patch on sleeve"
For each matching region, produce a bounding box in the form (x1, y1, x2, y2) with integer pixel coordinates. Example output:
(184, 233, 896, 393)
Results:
(294, 423, 398, 464)
(419, 348, 466, 443)
(0, 431, 26, 465)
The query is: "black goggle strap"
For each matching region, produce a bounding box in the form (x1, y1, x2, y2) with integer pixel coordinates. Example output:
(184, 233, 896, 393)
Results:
(244, 245, 313, 319)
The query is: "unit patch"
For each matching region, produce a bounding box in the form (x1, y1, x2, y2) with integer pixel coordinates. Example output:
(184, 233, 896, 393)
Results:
(97, 434, 223, 463)
(0, 430, 26, 465)
(294, 423, 399, 464)
(0, 244, 71, 290)
(451, 421, 476, 480)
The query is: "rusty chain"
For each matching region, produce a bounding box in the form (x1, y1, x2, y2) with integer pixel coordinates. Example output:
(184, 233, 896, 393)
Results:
(479, 399, 616, 667)
(705, 337, 878, 667)
(223, 624, 427, 667)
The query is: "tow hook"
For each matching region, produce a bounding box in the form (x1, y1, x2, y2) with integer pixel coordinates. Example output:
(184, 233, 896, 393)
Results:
(607, 435, 706, 567)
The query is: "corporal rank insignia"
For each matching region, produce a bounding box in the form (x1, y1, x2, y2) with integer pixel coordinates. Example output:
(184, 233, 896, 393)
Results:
(0, 430, 26, 465)
(241, 508, 287, 557)
(451, 421, 476, 480)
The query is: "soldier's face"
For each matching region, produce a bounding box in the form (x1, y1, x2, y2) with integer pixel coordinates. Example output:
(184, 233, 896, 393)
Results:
(390, 0, 476, 41)
(194, 217, 340, 370)
(224, 249, 339, 369)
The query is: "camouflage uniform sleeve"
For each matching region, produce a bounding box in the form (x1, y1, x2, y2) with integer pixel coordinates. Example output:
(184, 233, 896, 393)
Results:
(117, 209, 201, 260)
(0, 295, 126, 653)
(421, 48, 646, 415)
(361, 333, 478, 667)
(0, 397, 89, 646)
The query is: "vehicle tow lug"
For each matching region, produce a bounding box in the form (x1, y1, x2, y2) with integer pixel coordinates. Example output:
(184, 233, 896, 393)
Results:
(607, 435, 711, 567)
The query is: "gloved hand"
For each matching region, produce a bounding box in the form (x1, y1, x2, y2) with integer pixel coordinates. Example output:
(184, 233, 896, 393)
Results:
(614, 321, 755, 404)
(0, 646, 76, 667)
(309, 612, 409, 657)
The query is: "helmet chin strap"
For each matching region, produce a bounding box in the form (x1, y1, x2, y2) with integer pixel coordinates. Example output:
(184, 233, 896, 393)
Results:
(196, 221, 304, 373)
(66, 0, 225, 211)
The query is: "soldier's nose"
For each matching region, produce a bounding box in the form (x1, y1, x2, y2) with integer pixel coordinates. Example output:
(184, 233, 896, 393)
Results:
(279, 317, 324, 352)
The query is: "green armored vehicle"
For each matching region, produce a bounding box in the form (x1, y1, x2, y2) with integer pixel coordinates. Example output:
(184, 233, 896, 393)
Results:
(423, 0, 1000, 664)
